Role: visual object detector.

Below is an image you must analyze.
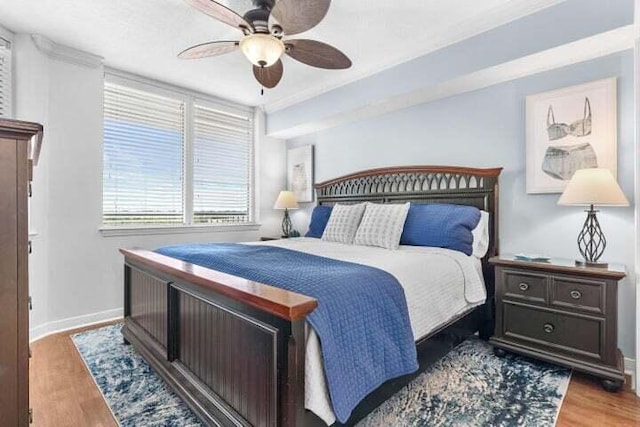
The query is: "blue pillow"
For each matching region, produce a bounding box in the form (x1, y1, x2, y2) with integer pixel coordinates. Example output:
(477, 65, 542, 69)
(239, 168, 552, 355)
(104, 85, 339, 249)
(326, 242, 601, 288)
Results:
(305, 205, 333, 238)
(399, 204, 481, 255)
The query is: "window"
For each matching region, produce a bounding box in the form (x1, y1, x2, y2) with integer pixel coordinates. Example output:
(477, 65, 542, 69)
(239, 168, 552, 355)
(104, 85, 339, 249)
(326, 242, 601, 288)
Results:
(193, 103, 252, 224)
(0, 37, 11, 118)
(103, 77, 254, 227)
(103, 83, 185, 225)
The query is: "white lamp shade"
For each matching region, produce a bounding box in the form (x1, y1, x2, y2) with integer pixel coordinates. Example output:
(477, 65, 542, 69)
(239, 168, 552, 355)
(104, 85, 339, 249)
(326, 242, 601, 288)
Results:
(273, 191, 299, 210)
(239, 34, 285, 67)
(558, 168, 629, 207)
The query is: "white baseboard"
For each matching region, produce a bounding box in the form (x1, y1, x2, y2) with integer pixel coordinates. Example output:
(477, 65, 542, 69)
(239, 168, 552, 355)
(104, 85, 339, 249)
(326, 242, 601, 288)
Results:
(625, 357, 636, 390)
(30, 307, 123, 343)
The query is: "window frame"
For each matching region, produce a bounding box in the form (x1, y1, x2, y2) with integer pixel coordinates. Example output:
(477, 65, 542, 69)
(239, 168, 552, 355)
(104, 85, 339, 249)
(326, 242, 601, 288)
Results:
(100, 70, 257, 236)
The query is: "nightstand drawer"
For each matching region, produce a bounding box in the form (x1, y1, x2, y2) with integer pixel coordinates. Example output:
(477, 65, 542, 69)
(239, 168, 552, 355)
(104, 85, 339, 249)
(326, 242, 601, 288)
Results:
(503, 270, 547, 304)
(503, 303, 603, 361)
(551, 276, 605, 315)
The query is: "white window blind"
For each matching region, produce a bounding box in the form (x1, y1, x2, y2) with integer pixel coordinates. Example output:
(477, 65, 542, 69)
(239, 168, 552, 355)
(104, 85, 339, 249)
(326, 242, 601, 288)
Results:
(102, 75, 255, 228)
(193, 104, 253, 224)
(0, 38, 12, 118)
(103, 82, 185, 225)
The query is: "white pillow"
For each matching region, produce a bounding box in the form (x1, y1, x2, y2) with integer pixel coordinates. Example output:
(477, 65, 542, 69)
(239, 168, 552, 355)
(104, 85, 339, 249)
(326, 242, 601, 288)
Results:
(321, 203, 366, 244)
(471, 210, 490, 258)
(354, 202, 410, 250)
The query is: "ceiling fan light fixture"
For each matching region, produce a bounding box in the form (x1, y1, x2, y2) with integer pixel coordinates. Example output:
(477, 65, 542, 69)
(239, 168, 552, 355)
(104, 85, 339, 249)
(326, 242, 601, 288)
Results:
(239, 33, 284, 67)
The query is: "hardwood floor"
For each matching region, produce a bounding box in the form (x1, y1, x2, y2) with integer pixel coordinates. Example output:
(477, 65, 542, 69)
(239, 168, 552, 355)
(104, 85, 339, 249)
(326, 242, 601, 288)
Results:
(557, 373, 640, 427)
(30, 323, 119, 427)
(30, 323, 640, 427)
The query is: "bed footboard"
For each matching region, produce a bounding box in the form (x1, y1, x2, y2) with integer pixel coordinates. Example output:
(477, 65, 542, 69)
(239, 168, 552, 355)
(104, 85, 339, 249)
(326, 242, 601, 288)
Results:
(122, 249, 317, 427)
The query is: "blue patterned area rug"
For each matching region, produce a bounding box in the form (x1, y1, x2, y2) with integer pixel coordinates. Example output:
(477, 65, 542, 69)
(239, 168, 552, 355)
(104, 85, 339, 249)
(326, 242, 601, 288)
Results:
(72, 324, 570, 426)
(358, 339, 570, 427)
(72, 324, 200, 427)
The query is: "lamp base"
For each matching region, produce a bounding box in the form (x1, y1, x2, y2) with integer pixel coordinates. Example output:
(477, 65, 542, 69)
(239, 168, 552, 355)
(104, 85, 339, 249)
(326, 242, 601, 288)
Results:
(281, 208, 292, 238)
(575, 259, 609, 268)
(575, 204, 608, 267)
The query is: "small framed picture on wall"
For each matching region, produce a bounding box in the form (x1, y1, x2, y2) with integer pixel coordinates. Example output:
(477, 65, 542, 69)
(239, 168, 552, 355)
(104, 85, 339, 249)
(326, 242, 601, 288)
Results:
(287, 145, 314, 202)
(525, 77, 617, 194)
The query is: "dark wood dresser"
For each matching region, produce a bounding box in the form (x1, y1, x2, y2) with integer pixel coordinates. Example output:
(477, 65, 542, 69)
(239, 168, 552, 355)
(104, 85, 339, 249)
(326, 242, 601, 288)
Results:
(0, 119, 43, 425)
(489, 255, 626, 391)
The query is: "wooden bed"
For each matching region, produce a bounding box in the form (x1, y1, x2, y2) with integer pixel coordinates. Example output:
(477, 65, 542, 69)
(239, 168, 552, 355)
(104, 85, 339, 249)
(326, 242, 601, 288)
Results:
(120, 165, 502, 427)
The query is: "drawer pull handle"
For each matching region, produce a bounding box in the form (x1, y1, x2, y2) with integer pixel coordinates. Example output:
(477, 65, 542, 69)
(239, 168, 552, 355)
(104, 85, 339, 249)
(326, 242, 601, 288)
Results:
(570, 290, 582, 300)
(543, 323, 555, 334)
(518, 282, 529, 292)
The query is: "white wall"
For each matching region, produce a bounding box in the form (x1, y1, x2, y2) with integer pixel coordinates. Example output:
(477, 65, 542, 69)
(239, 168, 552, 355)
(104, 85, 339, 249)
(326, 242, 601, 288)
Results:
(256, 108, 287, 236)
(13, 34, 51, 334)
(11, 34, 286, 340)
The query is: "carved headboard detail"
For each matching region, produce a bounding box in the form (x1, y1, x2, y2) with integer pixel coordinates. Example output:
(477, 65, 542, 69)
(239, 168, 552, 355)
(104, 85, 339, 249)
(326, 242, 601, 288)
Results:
(314, 165, 503, 270)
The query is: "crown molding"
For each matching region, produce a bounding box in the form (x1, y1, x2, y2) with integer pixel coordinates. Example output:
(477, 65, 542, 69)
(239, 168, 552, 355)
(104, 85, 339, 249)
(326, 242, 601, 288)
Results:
(268, 25, 634, 139)
(0, 24, 13, 46)
(263, 0, 566, 114)
(31, 34, 103, 68)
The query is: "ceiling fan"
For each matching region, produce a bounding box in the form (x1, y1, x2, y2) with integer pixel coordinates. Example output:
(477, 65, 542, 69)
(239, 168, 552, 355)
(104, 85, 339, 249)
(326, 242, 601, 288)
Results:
(178, 0, 352, 91)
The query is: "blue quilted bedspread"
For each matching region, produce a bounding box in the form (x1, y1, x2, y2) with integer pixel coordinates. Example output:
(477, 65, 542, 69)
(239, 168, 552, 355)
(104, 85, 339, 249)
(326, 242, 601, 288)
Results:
(155, 243, 418, 423)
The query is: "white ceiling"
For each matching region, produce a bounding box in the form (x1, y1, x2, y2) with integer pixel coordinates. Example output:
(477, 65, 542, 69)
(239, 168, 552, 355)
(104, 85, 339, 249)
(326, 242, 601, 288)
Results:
(0, 0, 560, 110)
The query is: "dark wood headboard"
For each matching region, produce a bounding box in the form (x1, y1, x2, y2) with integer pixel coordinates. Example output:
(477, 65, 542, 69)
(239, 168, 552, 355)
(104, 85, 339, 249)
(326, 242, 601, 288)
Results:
(314, 165, 503, 271)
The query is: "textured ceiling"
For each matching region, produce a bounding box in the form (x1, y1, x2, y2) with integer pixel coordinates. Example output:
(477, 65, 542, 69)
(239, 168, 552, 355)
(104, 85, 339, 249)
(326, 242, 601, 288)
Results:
(0, 0, 559, 109)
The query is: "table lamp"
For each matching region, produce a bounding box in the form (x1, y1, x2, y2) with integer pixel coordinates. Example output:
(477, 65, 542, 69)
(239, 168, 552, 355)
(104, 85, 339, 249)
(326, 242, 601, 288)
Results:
(558, 168, 629, 267)
(273, 191, 299, 237)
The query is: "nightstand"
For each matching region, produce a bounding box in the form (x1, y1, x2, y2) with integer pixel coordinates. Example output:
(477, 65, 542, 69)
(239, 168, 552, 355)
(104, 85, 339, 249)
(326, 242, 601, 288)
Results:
(489, 255, 626, 392)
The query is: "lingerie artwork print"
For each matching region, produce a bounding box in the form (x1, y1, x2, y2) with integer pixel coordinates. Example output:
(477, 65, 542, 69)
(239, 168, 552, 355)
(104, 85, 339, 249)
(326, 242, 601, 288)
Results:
(542, 97, 598, 180)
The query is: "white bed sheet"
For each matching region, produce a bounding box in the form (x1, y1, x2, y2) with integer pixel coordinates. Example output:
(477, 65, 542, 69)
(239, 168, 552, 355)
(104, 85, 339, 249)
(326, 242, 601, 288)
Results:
(249, 237, 487, 425)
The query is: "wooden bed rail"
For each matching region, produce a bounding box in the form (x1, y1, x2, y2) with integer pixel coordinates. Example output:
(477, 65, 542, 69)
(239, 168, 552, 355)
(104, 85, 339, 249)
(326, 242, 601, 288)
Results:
(120, 248, 318, 321)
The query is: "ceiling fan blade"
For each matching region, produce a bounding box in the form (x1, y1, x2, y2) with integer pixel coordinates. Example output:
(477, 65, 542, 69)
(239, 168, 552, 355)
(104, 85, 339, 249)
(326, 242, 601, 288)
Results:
(285, 39, 351, 69)
(269, 0, 330, 36)
(184, 0, 251, 32)
(253, 59, 284, 89)
(178, 41, 239, 59)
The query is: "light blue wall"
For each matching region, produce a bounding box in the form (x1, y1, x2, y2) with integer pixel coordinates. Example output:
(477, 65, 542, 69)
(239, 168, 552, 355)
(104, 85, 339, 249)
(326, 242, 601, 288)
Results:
(269, 0, 634, 136)
(288, 51, 637, 358)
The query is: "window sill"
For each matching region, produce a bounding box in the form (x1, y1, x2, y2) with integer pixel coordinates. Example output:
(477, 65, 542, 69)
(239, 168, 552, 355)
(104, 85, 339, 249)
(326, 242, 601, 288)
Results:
(99, 223, 261, 237)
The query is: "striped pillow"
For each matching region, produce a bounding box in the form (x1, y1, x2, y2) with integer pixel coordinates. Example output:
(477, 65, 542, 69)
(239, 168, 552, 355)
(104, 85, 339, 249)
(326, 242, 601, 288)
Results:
(321, 203, 366, 244)
(354, 202, 410, 250)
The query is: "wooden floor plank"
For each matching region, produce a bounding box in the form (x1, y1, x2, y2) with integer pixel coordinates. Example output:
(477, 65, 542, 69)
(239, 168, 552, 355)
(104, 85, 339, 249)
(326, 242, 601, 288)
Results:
(29, 322, 640, 426)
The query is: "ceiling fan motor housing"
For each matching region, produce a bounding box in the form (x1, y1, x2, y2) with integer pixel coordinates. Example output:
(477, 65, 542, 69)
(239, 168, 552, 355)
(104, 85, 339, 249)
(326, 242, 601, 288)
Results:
(252, 0, 275, 9)
(243, 7, 271, 33)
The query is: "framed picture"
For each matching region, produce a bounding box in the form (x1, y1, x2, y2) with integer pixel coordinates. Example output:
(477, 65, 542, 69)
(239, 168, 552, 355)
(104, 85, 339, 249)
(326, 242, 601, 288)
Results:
(287, 145, 314, 202)
(526, 78, 617, 194)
